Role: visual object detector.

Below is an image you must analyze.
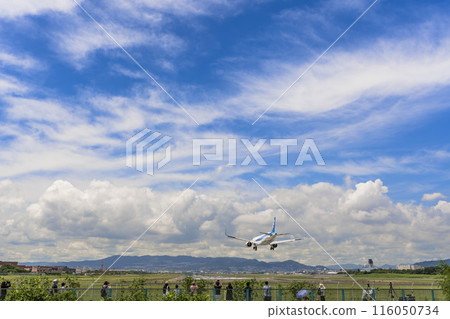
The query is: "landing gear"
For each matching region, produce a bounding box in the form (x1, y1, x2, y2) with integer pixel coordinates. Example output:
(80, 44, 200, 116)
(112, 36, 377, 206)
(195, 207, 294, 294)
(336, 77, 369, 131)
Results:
(270, 244, 278, 250)
(253, 245, 258, 251)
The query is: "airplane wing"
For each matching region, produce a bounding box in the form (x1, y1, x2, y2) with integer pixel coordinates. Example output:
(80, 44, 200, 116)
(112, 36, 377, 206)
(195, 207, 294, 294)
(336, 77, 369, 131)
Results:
(225, 232, 249, 242)
(271, 238, 302, 245)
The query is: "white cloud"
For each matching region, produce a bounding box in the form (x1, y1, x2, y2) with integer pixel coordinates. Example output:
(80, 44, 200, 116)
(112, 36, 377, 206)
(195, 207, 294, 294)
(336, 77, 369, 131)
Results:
(422, 192, 446, 202)
(0, 89, 201, 178)
(112, 0, 247, 17)
(0, 74, 28, 94)
(0, 50, 39, 69)
(230, 32, 450, 117)
(0, 0, 78, 18)
(52, 21, 152, 65)
(2, 178, 449, 265)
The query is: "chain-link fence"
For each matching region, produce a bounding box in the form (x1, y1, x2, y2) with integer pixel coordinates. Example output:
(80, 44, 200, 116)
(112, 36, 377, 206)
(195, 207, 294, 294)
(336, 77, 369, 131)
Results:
(1, 287, 444, 301)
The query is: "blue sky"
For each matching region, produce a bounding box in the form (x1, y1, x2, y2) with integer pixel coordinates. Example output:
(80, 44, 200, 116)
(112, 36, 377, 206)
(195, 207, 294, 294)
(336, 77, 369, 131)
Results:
(1, 0, 450, 265)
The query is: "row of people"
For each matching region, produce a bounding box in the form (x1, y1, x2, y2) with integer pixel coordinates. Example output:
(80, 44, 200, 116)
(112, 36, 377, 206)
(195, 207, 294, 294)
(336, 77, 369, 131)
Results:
(0, 279, 393, 301)
(165, 280, 273, 301)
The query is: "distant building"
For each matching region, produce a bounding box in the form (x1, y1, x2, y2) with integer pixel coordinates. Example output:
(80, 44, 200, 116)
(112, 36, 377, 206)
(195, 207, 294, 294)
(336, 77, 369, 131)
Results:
(0, 261, 19, 267)
(396, 264, 423, 270)
(0, 261, 32, 271)
(31, 266, 75, 274)
(75, 266, 92, 274)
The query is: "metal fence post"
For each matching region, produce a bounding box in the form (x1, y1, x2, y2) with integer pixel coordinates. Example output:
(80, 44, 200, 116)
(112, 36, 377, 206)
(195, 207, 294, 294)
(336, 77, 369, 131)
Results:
(145, 289, 148, 298)
(310, 289, 314, 300)
(431, 289, 435, 301)
(246, 289, 250, 301)
(341, 289, 345, 301)
(108, 288, 112, 298)
(402, 289, 405, 301)
(278, 288, 282, 301)
(213, 288, 216, 301)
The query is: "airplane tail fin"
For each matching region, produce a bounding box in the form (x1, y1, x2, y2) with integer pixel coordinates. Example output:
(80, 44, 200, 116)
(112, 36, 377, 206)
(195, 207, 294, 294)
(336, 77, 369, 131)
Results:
(271, 217, 276, 234)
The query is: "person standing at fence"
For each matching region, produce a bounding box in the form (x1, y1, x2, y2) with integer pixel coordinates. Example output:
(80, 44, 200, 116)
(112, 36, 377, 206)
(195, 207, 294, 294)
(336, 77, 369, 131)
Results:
(101, 281, 110, 300)
(190, 281, 198, 296)
(226, 282, 233, 301)
(367, 284, 374, 301)
(163, 281, 170, 297)
(362, 284, 373, 301)
(244, 282, 252, 301)
(388, 282, 396, 301)
(362, 288, 368, 301)
(263, 281, 272, 301)
(0, 280, 11, 300)
(51, 279, 58, 296)
(318, 283, 326, 301)
(174, 284, 181, 298)
(214, 280, 222, 301)
(60, 282, 66, 293)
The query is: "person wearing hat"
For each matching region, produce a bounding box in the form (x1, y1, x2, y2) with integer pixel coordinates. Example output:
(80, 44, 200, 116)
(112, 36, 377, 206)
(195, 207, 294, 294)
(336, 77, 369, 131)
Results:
(163, 281, 170, 297)
(51, 279, 58, 296)
(318, 283, 326, 301)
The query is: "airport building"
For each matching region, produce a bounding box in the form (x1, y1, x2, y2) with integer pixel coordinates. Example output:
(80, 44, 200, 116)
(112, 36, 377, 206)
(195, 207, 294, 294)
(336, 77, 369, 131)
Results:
(396, 264, 424, 270)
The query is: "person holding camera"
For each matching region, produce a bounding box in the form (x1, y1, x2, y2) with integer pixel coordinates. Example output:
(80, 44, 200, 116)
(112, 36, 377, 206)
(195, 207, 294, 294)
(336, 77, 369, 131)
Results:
(0, 281, 11, 300)
(214, 280, 222, 301)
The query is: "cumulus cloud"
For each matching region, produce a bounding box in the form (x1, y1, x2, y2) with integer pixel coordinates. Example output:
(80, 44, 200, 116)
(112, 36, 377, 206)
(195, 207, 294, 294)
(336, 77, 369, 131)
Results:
(2, 178, 449, 265)
(422, 192, 446, 201)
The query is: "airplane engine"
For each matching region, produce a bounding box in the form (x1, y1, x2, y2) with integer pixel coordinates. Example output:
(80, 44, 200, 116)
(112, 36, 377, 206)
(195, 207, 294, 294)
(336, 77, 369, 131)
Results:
(246, 241, 252, 247)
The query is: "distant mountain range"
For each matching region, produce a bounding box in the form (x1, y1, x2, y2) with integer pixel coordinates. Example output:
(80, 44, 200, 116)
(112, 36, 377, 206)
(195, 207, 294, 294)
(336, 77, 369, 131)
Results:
(414, 259, 450, 268)
(23, 255, 450, 273)
(25, 255, 326, 273)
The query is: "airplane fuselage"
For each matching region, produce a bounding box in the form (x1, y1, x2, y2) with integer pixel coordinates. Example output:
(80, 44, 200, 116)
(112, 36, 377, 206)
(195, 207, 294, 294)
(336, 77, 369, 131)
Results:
(226, 217, 300, 251)
(251, 233, 277, 246)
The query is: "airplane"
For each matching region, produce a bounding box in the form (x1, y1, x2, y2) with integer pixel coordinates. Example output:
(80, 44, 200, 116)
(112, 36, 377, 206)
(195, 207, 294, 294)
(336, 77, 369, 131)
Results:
(225, 217, 302, 251)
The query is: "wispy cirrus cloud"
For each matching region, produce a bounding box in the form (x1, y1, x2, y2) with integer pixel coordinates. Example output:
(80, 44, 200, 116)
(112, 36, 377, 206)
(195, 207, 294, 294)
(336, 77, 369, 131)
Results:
(50, 19, 181, 67)
(0, 0, 79, 19)
(231, 31, 450, 118)
(0, 50, 39, 70)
